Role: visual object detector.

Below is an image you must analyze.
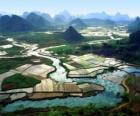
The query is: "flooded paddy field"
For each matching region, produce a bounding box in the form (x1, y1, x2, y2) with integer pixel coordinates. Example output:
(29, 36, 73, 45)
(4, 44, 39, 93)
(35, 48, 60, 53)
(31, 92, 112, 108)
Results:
(0, 28, 139, 113)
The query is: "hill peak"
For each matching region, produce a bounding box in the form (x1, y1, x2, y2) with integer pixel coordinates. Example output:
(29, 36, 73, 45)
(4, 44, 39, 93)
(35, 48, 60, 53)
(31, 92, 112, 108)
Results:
(63, 26, 84, 42)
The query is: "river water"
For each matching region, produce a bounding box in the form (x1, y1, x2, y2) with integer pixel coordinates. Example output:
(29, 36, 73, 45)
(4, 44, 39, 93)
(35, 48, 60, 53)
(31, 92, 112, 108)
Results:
(2, 48, 140, 112)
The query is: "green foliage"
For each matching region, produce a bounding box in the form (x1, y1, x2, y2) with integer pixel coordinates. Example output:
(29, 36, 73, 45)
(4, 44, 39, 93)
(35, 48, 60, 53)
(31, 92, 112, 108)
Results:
(47, 110, 66, 116)
(131, 96, 140, 103)
(2, 73, 41, 90)
(0, 57, 33, 74)
(2, 104, 140, 116)
(61, 57, 70, 63)
(127, 77, 135, 84)
(0, 56, 53, 74)
(122, 92, 129, 102)
(80, 44, 92, 51)
(41, 58, 53, 66)
(46, 105, 104, 116)
(2, 46, 24, 56)
(125, 76, 140, 103)
(11, 32, 66, 47)
(0, 38, 10, 45)
(48, 45, 74, 55)
(89, 32, 140, 65)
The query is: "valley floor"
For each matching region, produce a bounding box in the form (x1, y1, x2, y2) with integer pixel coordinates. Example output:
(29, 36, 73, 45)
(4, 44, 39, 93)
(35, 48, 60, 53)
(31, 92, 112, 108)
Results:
(0, 26, 140, 115)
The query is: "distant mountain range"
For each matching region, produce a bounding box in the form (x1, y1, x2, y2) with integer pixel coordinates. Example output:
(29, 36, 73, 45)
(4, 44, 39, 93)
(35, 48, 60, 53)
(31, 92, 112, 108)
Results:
(0, 15, 33, 32)
(0, 13, 52, 32)
(128, 17, 140, 32)
(53, 11, 132, 22)
(22, 11, 133, 24)
(25, 13, 51, 29)
(82, 18, 116, 27)
(69, 18, 87, 29)
(80, 12, 131, 21)
(22, 12, 53, 22)
(0, 11, 137, 32)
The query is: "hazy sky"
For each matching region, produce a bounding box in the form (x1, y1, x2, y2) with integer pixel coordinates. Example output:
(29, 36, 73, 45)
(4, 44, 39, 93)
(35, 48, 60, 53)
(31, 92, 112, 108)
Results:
(0, 0, 139, 17)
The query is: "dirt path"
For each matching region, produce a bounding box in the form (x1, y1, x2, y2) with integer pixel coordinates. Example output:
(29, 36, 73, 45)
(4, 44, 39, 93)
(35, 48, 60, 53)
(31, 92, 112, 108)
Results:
(122, 77, 129, 93)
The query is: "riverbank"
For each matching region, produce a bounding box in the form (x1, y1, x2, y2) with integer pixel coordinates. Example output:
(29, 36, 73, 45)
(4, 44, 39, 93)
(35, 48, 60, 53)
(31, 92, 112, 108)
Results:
(121, 77, 130, 93)
(0, 38, 140, 113)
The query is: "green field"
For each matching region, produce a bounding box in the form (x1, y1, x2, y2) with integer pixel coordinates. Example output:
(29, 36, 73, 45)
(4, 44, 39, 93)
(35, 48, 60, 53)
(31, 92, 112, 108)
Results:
(48, 45, 75, 55)
(40, 58, 53, 66)
(0, 57, 53, 74)
(2, 73, 41, 91)
(0, 57, 33, 74)
(0, 39, 10, 45)
(1, 46, 24, 56)
(7, 32, 67, 47)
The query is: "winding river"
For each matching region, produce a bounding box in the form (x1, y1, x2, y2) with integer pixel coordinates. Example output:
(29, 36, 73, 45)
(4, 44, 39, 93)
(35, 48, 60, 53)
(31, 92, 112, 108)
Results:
(2, 47, 140, 112)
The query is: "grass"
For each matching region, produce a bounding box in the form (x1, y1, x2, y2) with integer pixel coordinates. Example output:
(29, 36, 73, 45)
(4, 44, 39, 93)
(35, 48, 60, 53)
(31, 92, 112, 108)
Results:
(61, 57, 71, 63)
(48, 45, 75, 55)
(8, 32, 67, 47)
(2, 73, 41, 91)
(125, 75, 140, 103)
(0, 39, 10, 45)
(4, 46, 24, 56)
(4, 32, 105, 48)
(84, 36, 111, 42)
(41, 58, 53, 66)
(126, 76, 140, 93)
(3, 104, 140, 116)
(0, 56, 54, 74)
(0, 57, 34, 74)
